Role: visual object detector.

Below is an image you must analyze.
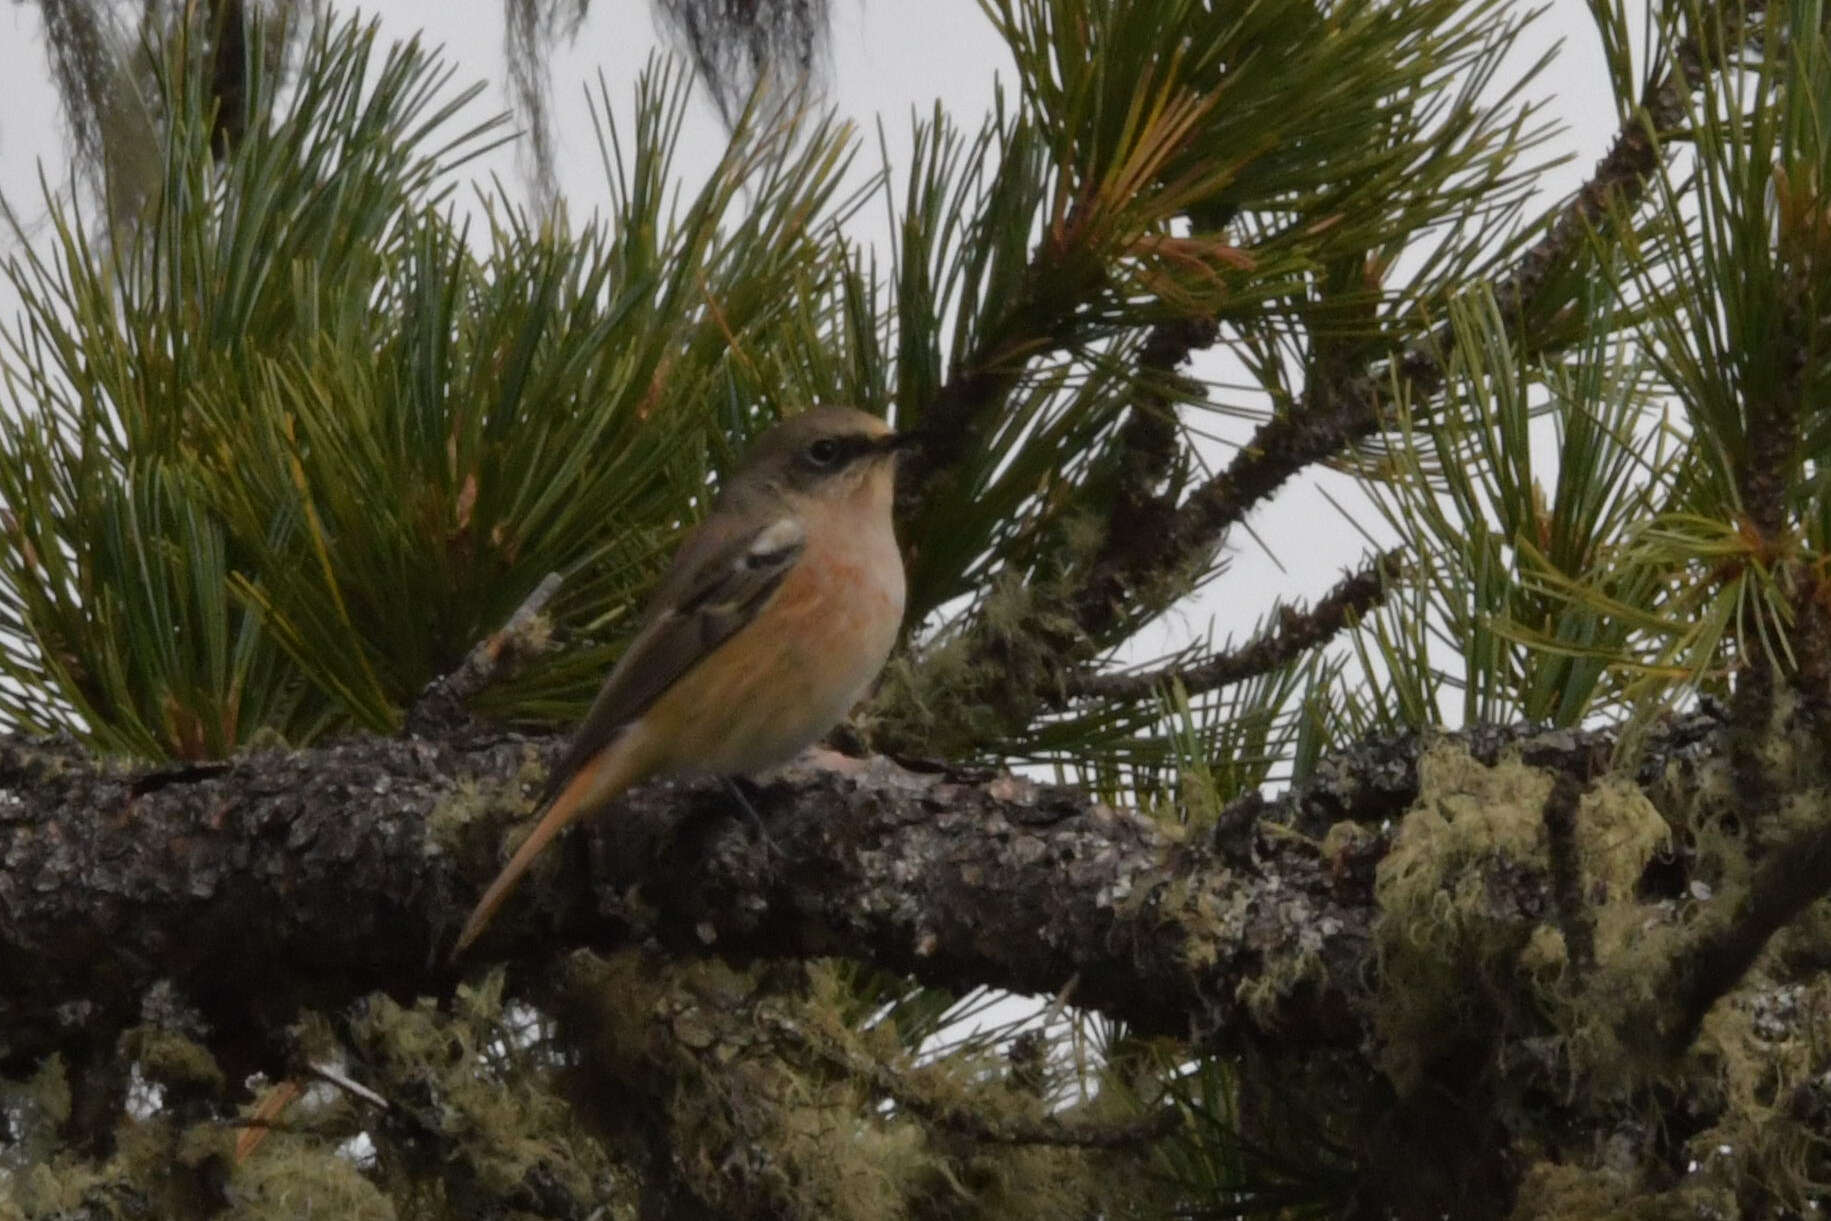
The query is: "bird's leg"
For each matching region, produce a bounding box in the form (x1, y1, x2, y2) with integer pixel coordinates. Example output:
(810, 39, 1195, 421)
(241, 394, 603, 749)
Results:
(723, 776, 781, 857)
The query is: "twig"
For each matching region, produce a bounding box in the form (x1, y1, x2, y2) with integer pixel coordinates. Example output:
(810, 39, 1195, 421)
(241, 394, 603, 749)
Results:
(406, 572, 564, 734)
(1062, 550, 1402, 705)
(233, 1078, 302, 1163)
(308, 1060, 391, 1110)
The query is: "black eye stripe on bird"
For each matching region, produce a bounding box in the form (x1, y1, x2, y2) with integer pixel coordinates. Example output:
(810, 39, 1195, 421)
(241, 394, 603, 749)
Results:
(801, 434, 883, 468)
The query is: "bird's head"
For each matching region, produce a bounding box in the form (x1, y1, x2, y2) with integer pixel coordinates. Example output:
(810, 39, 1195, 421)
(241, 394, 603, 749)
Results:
(726, 405, 920, 510)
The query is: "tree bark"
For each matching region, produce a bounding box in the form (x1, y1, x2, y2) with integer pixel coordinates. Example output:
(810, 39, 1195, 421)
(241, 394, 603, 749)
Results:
(0, 712, 1714, 1072)
(0, 728, 1372, 1071)
(7, 708, 1827, 1216)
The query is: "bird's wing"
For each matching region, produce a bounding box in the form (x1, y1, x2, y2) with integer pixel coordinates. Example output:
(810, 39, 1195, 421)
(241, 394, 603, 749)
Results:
(455, 512, 806, 957)
(537, 511, 807, 805)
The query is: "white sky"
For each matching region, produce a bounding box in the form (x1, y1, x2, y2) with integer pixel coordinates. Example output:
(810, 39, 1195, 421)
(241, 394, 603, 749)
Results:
(0, 0, 1627, 651)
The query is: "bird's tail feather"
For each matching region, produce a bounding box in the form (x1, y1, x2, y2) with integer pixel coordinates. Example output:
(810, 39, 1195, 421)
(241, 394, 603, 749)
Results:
(452, 742, 639, 956)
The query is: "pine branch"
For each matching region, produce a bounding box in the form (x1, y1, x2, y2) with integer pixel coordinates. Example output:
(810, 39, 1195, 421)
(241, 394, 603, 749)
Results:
(1068, 316, 1221, 640)
(1061, 550, 1402, 705)
(903, 11, 1757, 759)
(1070, 26, 1732, 637)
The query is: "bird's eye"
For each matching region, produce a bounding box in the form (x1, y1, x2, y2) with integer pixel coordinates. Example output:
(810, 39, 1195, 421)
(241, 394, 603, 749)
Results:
(805, 438, 843, 467)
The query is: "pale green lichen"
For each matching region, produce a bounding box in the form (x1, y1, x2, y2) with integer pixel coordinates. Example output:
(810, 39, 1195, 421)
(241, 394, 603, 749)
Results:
(422, 748, 545, 860)
(559, 952, 1159, 1220)
(122, 1024, 226, 1094)
(1373, 743, 1670, 1092)
(869, 572, 1087, 758)
(344, 974, 612, 1206)
(1375, 712, 1831, 1215)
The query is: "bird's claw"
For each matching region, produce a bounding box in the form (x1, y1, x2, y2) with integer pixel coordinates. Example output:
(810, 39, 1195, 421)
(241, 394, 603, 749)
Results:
(723, 777, 785, 863)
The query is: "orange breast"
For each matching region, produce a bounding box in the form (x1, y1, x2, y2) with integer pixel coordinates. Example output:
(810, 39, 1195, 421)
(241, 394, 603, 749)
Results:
(644, 486, 904, 777)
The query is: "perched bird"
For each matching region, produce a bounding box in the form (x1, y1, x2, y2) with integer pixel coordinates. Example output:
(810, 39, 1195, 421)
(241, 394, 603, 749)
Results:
(454, 406, 913, 955)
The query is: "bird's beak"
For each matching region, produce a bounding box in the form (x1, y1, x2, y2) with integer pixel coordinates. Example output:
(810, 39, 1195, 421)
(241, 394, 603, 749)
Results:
(879, 430, 926, 458)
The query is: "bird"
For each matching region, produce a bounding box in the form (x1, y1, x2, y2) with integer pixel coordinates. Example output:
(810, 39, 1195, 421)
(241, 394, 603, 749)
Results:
(453, 405, 914, 955)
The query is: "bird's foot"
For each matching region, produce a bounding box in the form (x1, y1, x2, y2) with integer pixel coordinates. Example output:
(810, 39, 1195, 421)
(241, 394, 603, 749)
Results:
(723, 776, 784, 862)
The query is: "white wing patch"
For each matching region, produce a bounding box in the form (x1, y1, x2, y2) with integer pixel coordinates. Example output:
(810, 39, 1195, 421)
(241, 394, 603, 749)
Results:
(745, 517, 806, 569)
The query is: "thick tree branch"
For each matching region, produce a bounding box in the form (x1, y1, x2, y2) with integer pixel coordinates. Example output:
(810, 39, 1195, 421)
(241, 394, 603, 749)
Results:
(0, 730, 1370, 1073)
(7, 704, 1829, 1214)
(1540, 770, 1598, 977)
(0, 706, 1742, 1077)
(1655, 816, 1831, 1058)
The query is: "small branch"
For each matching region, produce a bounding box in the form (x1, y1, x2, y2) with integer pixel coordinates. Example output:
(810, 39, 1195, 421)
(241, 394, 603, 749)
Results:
(1656, 818, 1831, 1059)
(763, 1010, 1182, 1150)
(206, 0, 248, 160)
(897, 289, 1079, 519)
(1070, 316, 1220, 640)
(308, 1061, 391, 1111)
(1061, 550, 1401, 705)
(1541, 771, 1597, 977)
(406, 571, 563, 734)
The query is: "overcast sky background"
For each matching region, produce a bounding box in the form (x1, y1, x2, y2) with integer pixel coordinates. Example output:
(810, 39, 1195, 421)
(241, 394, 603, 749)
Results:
(0, 0, 1630, 660)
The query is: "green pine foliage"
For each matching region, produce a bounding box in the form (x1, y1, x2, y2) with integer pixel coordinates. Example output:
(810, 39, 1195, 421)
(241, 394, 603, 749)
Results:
(7, 0, 1831, 1214)
(0, 19, 869, 754)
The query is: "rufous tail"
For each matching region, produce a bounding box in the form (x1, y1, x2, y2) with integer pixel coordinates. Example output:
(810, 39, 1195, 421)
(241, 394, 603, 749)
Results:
(453, 744, 638, 957)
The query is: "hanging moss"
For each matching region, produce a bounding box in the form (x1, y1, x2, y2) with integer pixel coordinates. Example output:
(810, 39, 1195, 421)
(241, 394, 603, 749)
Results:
(120, 1025, 226, 1096)
(201, 1127, 397, 1221)
(1371, 742, 1674, 1091)
(555, 952, 1163, 1220)
(343, 975, 616, 1208)
(1507, 1161, 1740, 1220)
